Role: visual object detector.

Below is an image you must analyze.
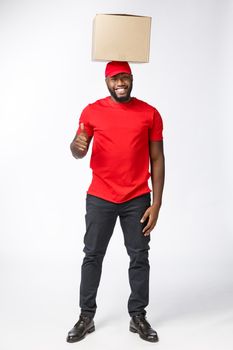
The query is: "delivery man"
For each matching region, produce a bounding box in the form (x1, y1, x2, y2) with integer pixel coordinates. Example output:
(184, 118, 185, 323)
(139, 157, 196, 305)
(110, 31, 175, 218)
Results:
(66, 61, 165, 343)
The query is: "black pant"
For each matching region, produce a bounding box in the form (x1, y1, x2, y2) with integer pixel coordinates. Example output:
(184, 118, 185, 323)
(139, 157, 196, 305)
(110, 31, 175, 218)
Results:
(79, 193, 151, 318)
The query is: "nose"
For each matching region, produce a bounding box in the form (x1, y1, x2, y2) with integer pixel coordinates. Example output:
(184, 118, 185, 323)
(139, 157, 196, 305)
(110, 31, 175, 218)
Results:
(115, 77, 125, 85)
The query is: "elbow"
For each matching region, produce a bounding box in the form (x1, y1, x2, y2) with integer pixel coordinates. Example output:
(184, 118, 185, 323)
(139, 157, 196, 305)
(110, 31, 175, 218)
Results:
(151, 154, 165, 164)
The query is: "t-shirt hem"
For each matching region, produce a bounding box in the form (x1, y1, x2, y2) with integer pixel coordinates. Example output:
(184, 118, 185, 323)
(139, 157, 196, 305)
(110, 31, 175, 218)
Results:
(86, 190, 151, 204)
(149, 137, 163, 141)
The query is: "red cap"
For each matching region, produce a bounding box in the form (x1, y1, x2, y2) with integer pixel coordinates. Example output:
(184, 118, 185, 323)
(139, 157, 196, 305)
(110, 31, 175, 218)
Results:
(105, 61, 132, 77)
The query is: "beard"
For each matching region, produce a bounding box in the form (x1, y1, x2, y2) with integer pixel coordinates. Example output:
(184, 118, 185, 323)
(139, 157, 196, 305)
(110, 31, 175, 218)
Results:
(107, 83, 133, 103)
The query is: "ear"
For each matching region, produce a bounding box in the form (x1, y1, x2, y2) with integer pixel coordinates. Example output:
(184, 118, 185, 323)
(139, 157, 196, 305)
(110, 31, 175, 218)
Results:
(105, 76, 110, 86)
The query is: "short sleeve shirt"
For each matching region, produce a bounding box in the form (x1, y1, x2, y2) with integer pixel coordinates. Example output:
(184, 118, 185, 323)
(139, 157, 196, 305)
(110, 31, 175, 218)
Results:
(77, 96, 163, 203)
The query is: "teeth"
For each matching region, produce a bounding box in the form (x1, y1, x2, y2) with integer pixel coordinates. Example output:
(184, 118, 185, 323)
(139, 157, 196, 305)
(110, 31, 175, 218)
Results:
(116, 88, 125, 93)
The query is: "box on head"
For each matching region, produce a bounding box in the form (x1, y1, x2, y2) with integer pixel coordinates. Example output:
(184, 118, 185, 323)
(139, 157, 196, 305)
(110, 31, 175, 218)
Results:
(92, 14, 152, 63)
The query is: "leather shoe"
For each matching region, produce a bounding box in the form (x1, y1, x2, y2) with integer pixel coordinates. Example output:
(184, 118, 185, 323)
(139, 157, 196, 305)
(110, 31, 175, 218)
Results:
(130, 315, 159, 342)
(66, 314, 95, 343)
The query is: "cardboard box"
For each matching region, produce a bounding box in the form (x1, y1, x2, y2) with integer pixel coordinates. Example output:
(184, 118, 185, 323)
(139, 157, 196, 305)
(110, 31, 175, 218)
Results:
(92, 14, 151, 63)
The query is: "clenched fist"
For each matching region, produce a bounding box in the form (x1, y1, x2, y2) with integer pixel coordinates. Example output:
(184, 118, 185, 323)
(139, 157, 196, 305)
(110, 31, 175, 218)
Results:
(70, 123, 90, 159)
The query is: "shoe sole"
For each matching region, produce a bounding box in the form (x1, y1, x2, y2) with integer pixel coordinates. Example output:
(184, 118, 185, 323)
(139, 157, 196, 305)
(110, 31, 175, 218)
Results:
(129, 326, 159, 343)
(66, 325, 95, 343)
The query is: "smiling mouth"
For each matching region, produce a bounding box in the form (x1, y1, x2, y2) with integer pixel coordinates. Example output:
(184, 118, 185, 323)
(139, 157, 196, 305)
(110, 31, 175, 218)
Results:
(115, 87, 127, 94)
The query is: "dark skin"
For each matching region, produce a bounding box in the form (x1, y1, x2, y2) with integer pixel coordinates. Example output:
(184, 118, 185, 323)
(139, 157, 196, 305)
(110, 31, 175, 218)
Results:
(141, 141, 165, 236)
(70, 123, 92, 159)
(105, 73, 133, 102)
(70, 73, 165, 236)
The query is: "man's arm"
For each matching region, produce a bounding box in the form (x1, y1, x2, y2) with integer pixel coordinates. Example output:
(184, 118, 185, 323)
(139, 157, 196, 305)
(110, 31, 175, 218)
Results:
(70, 123, 92, 159)
(140, 141, 165, 236)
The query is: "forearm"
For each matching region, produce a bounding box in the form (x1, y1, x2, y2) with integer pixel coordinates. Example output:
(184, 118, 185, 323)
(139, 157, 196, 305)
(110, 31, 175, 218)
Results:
(150, 155, 165, 207)
(141, 148, 165, 236)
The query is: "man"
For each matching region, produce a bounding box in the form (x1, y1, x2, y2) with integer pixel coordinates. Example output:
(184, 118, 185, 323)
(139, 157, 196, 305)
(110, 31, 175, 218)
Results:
(67, 61, 165, 343)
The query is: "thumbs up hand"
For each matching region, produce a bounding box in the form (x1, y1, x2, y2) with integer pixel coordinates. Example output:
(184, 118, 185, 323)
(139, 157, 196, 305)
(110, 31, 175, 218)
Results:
(75, 123, 89, 151)
(70, 123, 90, 158)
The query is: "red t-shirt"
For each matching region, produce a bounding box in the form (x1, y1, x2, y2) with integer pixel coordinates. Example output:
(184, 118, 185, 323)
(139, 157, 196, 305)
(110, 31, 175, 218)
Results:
(77, 96, 163, 203)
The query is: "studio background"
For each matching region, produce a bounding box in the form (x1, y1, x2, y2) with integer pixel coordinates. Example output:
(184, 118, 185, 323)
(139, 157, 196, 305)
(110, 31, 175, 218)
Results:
(0, 0, 232, 349)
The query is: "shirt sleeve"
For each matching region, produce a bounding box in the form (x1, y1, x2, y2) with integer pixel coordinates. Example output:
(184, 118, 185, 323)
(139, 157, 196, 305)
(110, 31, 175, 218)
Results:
(76, 105, 94, 138)
(149, 108, 163, 141)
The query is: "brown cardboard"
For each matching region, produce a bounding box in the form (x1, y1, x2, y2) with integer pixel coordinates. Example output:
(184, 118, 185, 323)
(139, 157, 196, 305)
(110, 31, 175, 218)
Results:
(92, 14, 151, 63)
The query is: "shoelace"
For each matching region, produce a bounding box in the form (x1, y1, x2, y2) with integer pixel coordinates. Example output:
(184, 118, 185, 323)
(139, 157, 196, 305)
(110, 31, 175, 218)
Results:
(75, 317, 88, 327)
(135, 316, 151, 328)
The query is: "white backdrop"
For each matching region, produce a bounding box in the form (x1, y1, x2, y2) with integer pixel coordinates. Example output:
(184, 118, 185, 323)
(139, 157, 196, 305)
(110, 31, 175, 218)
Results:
(1, 1, 233, 350)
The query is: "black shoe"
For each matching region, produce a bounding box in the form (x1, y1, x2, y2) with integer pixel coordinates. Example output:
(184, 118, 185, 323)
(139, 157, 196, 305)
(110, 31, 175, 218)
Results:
(66, 314, 95, 343)
(130, 315, 159, 343)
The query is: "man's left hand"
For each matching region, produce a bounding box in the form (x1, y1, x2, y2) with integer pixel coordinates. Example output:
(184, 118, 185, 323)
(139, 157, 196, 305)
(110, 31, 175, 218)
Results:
(140, 205, 160, 236)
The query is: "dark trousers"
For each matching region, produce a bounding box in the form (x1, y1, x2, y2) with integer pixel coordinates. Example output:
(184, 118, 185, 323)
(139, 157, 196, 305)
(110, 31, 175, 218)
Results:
(79, 193, 151, 318)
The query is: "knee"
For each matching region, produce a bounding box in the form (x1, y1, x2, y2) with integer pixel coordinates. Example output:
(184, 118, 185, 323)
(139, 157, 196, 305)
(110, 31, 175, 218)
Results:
(83, 248, 105, 265)
(128, 248, 149, 266)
